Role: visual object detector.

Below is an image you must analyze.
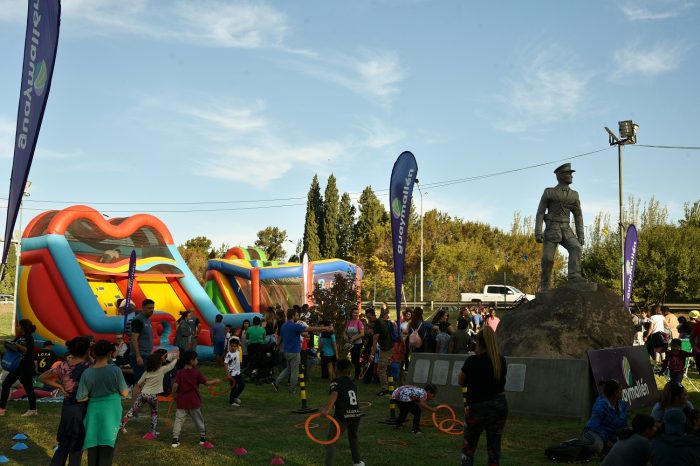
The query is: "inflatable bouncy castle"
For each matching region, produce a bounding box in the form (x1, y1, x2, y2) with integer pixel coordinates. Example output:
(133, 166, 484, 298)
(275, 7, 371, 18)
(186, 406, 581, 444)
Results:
(206, 247, 361, 314)
(17, 205, 256, 356)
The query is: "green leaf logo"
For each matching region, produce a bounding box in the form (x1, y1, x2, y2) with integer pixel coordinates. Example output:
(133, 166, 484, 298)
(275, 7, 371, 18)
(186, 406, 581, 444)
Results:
(34, 60, 48, 96)
(391, 197, 402, 219)
(622, 356, 633, 385)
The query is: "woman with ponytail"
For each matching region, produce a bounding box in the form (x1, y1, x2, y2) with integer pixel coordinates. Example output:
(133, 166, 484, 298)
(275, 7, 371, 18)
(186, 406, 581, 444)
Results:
(458, 326, 508, 466)
(0, 319, 38, 416)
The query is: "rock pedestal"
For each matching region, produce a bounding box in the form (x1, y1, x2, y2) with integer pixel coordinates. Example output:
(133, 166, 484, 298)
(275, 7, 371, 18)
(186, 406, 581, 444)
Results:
(498, 280, 635, 359)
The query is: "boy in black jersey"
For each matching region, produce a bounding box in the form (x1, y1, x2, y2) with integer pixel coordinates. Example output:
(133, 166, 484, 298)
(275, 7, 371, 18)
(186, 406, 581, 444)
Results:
(322, 359, 364, 466)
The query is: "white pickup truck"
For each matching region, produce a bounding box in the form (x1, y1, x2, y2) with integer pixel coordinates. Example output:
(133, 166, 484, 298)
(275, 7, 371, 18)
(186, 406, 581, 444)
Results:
(460, 285, 535, 304)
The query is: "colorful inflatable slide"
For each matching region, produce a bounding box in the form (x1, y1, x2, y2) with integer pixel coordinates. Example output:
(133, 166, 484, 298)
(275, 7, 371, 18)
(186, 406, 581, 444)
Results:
(18, 205, 255, 356)
(206, 247, 361, 313)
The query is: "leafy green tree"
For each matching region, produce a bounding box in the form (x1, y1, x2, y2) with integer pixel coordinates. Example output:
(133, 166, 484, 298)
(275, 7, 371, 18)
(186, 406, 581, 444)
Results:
(680, 200, 700, 228)
(312, 271, 359, 349)
(178, 237, 212, 285)
(336, 192, 356, 261)
(255, 226, 288, 261)
(184, 236, 213, 254)
(303, 211, 322, 260)
(209, 242, 230, 259)
(321, 174, 339, 258)
(354, 186, 386, 261)
(0, 243, 16, 295)
(303, 175, 324, 260)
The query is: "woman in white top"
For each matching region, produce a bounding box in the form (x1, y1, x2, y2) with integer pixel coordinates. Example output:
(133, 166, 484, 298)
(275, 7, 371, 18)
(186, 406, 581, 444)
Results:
(645, 305, 668, 359)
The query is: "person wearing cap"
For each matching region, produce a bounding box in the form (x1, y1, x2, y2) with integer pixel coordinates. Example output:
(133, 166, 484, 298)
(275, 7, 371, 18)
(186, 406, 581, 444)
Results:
(650, 408, 700, 466)
(35, 340, 57, 375)
(535, 163, 584, 291)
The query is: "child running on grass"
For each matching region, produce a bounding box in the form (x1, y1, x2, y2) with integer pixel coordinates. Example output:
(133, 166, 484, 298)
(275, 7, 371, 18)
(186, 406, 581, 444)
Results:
(121, 349, 178, 439)
(224, 337, 245, 407)
(392, 383, 438, 434)
(322, 359, 364, 466)
(171, 350, 220, 449)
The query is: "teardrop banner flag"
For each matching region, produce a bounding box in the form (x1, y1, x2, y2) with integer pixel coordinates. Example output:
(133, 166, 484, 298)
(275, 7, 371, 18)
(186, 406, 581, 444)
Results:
(122, 250, 137, 335)
(389, 151, 418, 331)
(2, 0, 61, 266)
(623, 224, 638, 309)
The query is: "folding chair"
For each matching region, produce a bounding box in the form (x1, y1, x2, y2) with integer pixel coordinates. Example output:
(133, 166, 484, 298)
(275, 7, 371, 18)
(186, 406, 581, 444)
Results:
(157, 394, 175, 416)
(681, 338, 699, 391)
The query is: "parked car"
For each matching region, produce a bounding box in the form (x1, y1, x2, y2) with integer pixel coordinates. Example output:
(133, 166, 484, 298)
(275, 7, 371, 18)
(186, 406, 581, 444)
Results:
(460, 285, 535, 304)
(0, 294, 14, 302)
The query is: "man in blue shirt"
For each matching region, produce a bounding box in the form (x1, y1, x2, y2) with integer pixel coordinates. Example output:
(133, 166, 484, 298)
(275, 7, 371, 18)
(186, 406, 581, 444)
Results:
(275, 308, 329, 394)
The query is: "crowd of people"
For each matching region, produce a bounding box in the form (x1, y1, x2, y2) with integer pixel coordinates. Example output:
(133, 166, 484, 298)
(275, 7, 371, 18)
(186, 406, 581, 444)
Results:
(0, 298, 511, 466)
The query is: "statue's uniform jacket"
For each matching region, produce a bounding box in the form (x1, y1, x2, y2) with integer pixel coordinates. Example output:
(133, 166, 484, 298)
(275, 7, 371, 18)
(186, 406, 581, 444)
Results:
(535, 185, 584, 242)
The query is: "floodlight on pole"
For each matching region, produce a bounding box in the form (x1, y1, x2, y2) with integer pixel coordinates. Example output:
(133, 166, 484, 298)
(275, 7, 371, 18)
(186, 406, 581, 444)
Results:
(604, 120, 639, 297)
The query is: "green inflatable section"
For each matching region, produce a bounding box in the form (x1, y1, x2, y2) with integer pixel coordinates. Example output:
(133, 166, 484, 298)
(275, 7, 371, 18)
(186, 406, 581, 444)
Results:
(205, 280, 229, 314)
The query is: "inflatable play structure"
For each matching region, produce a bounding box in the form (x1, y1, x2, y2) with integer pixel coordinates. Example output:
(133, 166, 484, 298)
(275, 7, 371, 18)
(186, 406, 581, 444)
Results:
(205, 247, 361, 314)
(17, 205, 255, 356)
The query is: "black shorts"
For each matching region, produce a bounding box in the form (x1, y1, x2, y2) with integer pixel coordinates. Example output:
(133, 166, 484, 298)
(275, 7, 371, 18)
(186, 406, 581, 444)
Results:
(321, 355, 338, 366)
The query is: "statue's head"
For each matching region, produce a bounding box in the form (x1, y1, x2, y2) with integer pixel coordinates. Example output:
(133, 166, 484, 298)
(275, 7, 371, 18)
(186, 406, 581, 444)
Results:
(554, 163, 575, 185)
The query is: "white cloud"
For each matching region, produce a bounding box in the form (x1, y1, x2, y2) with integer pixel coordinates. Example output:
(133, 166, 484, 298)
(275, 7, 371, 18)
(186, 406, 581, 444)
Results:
(613, 41, 687, 77)
(356, 117, 405, 149)
(491, 47, 591, 132)
(168, 101, 345, 186)
(620, 0, 696, 21)
(284, 49, 406, 106)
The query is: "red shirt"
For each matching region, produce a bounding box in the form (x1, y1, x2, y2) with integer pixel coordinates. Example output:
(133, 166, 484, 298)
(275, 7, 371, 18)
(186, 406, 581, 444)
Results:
(175, 367, 207, 409)
(691, 323, 700, 351)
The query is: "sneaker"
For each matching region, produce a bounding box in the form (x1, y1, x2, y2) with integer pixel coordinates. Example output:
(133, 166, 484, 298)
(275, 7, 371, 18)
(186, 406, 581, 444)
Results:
(143, 432, 158, 440)
(21, 409, 38, 417)
(235, 398, 242, 405)
(120, 426, 128, 434)
(171, 438, 180, 448)
(231, 402, 241, 407)
(412, 428, 423, 435)
(200, 440, 214, 449)
(377, 389, 390, 396)
(353, 462, 366, 466)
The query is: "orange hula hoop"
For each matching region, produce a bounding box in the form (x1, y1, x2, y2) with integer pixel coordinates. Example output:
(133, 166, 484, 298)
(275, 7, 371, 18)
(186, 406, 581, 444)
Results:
(438, 418, 464, 435)
(305, 413, 341, 445)
(432, 404, 463, 434)
(207, 379, 229, 397)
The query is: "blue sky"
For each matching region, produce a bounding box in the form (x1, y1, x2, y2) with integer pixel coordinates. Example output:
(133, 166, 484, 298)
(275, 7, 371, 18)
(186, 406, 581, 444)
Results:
(1, 0, 699, 255)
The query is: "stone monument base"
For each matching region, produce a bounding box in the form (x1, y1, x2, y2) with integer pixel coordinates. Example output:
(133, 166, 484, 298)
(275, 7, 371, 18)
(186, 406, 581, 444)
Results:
(499, 280, 635, 359)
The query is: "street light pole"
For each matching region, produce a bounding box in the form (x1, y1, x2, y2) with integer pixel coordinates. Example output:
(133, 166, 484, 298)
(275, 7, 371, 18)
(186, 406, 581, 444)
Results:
(416, 181, 424, 304)
(605, 121, 639, 296)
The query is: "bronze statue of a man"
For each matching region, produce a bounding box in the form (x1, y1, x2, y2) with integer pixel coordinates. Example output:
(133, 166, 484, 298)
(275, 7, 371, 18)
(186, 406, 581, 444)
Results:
(535, 163, 584, 290)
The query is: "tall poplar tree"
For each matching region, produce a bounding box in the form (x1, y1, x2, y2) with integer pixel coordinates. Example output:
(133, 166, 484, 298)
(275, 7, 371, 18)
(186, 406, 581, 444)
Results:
(336, 192, 356, 260)
(354, 186, 386, 258)
(322, 174, 339, 258)
(303, 175, 323, 260)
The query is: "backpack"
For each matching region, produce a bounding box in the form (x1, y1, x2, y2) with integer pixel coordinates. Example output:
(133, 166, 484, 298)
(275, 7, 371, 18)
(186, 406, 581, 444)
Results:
(1, 349, 22, 373)
(408, 324, 423, 349)
(544, 441, 592, 463)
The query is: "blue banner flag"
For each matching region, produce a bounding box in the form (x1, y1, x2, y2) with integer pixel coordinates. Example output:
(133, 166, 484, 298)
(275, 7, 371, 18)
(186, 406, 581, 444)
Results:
(122, 250, 137, 335)
(2, 0, 61, 265)
(389, 151, 418, 330)
(623, 224, 639, 309)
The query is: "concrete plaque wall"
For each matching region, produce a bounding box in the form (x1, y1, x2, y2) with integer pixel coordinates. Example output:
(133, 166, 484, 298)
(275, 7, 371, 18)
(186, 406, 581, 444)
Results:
(407, 354, 592, 419)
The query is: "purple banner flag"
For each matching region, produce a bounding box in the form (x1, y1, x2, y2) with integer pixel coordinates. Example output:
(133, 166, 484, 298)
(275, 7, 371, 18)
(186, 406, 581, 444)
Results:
(623, 224, 639, 309)
(389, 151, 418, 330)
(2, 0, 61, 265)
(122, 250, 137, 335)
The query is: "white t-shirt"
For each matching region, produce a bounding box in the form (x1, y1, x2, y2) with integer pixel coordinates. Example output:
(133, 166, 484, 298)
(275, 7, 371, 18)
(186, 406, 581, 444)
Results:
(649, 314, 666, 334)
(224, 350, 241, 377)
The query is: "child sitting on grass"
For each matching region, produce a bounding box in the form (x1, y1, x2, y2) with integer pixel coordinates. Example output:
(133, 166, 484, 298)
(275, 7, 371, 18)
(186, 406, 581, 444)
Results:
(121, 349, 178, 439)
(391, 383, 438, 434)
(171, 350, 221, 449)
(322, 359, 364, 466)
(224, 337, 245, 407)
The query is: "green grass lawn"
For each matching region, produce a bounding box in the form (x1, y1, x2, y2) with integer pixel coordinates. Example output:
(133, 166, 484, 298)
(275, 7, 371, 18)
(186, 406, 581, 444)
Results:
(0, 303, 14, 339)
(0, 362, 696, 465)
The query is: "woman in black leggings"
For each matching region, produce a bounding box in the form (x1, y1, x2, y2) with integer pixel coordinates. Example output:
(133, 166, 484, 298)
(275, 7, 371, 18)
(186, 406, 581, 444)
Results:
(0, 319, 38, 416)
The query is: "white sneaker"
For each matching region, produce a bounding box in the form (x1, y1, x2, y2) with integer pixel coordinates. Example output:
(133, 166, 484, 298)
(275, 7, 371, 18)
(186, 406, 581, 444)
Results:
(353, 462, 365, 466)
(21, 409, 38, 417)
